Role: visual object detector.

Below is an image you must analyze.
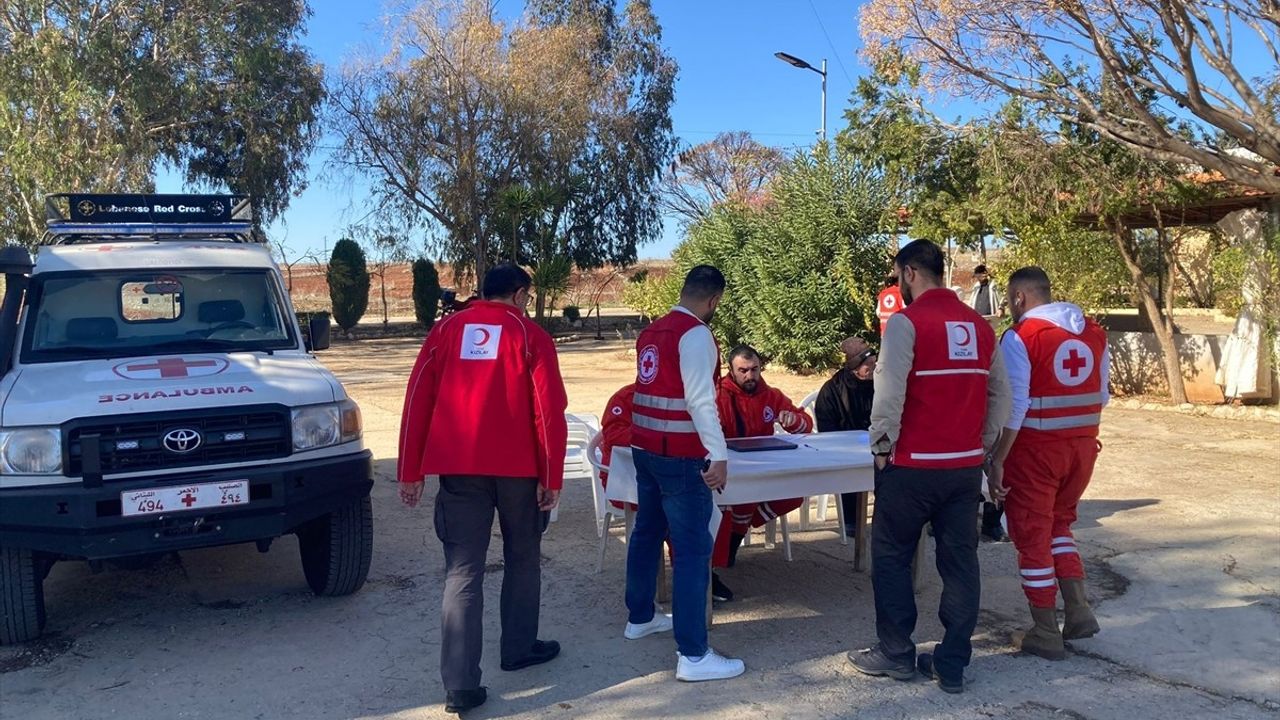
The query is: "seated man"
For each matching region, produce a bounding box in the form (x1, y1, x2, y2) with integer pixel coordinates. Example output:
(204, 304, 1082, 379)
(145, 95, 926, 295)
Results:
(598, 384, 636, 511)
(714, 345, 814, 586)
(814, 337, 876, 537)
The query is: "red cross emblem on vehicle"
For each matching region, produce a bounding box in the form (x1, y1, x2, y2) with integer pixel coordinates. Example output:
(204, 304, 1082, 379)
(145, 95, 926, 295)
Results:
(181, 493, 198, 507)
(114, 356, 229, 380)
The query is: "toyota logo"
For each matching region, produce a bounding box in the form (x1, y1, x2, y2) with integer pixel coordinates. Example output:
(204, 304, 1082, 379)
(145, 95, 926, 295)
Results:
(163, 428, 202, 453)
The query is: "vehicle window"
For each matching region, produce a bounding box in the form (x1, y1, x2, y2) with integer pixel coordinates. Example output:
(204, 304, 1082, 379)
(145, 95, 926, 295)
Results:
(121, 276, 184, 322)
(22, 269, 296, 362)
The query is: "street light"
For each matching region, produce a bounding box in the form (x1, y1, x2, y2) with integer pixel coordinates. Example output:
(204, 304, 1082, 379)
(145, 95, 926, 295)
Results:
(774, 51, 827, 142)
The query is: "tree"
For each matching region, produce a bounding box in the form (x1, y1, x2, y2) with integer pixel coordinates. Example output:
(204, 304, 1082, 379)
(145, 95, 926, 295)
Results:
(0, 0, 324, 246)
(860, 0, 1280, 192)
(412, 258, 443, 329)
(361, 233, 413, 326)
(660, 131, 786, 224)
(328, 239, 371, 333)
(329, 0, 676, 286)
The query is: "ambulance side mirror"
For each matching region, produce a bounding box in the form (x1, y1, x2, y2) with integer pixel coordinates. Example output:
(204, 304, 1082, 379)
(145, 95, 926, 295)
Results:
(0, 246, 34, 376)
(307, 314, 331, 352)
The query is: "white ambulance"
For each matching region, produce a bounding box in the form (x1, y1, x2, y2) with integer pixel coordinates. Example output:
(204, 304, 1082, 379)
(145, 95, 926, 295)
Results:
(0, 194, 373, 644)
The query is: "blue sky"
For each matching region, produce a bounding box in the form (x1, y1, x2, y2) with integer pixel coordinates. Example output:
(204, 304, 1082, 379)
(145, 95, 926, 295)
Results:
(159, 0, 898, 261)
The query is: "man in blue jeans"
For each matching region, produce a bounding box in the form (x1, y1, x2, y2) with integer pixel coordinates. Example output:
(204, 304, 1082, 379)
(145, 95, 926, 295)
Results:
(622, 265, 745, 682)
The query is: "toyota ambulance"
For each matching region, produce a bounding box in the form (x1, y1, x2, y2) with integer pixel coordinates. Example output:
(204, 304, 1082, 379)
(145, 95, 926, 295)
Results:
(0, 194, 374, 644)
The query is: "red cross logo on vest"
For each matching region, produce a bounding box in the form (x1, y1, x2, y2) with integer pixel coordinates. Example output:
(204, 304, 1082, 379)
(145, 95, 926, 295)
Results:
(1052, 339, 1095, 387)
(638, 345, 660, 384)
(114, 356, 228, 380)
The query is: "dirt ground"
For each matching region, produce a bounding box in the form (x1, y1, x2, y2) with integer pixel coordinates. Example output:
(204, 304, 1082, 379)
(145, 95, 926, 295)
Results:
(1, 338, 1277, 720)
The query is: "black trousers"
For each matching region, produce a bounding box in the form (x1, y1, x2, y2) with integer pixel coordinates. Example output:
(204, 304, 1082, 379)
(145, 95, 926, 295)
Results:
(434, 475, 542, 691)
(871, 463, 982, 681)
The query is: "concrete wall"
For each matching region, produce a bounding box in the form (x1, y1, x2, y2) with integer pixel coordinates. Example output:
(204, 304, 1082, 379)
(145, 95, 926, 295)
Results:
(1107, 331, 1280, 405)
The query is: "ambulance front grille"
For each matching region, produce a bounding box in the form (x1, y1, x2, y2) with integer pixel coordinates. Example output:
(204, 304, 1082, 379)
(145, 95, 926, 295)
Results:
(64, 404, 291, 478)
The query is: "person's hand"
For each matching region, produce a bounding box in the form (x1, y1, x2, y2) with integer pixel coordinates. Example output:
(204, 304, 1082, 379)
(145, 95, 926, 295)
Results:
(702, 460, 728, 492)
(985, 459, 1008, 502)
(537, 485, 560, 511)
(778, 410, 798, 428)
(400, 480, 425, 508)
(874, 454, 888, 471)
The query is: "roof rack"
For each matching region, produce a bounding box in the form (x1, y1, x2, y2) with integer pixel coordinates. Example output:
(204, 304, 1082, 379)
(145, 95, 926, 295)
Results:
(43, 193, 260, 245)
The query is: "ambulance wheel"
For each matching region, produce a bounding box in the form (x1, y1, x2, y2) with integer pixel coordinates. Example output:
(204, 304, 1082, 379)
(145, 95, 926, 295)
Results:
(298, 495, 373, 597)
(0, 546, 47, 645)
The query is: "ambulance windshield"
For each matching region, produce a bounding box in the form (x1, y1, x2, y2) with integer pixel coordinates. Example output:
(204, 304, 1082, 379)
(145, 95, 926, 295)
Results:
(22, 269, 296, 363)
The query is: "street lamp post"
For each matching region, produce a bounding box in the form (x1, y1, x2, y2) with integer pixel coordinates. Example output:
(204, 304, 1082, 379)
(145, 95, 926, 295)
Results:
(774, 51, 827, 143)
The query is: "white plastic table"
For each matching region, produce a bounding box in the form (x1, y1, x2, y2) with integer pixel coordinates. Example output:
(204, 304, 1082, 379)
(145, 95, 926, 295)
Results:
(604, 431, 876, 568)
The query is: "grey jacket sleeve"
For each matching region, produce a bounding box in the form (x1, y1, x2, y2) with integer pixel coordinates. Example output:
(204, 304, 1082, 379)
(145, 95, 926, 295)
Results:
(984, 339, 1013, 452)
(869, 313, 915, 454)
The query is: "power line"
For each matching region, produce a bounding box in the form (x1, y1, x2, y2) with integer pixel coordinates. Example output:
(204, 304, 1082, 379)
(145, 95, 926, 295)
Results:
(807, 0, 855, 88)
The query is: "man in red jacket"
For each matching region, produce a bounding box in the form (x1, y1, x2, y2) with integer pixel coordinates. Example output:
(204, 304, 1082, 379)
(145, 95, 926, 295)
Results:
(850, 240, 1011, 694)
(714, 345, 813, 581)
(599, 384, 636, 511)
(398, 263, 569, 715)
(991, 266, 1109, 660)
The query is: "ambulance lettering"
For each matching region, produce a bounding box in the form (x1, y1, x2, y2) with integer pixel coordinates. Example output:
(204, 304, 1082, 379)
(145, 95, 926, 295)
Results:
(98, 385, 255, 403)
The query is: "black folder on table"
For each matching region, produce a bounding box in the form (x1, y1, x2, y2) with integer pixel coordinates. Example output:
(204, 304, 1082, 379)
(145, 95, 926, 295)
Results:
(726, 437, 799, 453)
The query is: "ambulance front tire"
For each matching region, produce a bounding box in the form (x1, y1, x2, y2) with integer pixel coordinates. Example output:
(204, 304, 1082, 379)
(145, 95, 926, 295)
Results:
(297, 494, 373, 597)
(0, 546, 47, 646)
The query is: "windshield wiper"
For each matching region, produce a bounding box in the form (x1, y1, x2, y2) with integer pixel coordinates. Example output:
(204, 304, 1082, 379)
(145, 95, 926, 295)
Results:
(144, 338, 279, 355)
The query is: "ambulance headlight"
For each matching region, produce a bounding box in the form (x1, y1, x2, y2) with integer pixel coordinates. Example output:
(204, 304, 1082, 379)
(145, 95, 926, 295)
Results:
(0, 428, 63, 475)
(291, 400, 361, 451)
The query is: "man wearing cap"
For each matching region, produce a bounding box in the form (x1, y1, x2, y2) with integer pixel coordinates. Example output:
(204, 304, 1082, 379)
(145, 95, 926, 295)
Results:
(966, 264, 1004, 318)
(814, 336, 877, 537)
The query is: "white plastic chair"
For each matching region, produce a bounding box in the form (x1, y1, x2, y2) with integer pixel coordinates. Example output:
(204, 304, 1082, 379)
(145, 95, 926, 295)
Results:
(586, 432, 633, 572)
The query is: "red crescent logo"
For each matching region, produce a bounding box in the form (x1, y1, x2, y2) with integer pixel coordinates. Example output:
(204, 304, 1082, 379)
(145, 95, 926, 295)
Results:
(951, 324, 973, 347)
(473, 328, 491, 346)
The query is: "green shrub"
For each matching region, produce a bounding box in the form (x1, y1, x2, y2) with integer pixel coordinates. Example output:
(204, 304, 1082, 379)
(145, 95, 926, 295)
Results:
(412, 258, 443, 329)
(327, 239, 370, 332)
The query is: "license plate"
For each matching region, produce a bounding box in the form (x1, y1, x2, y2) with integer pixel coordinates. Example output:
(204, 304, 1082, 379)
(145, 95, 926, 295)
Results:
(121, 480, 249, 517)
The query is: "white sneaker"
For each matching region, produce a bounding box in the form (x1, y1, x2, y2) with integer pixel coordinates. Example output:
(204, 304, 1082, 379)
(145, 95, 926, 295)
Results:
(624, 613, 674, 640)
(676, 649, 746, 682)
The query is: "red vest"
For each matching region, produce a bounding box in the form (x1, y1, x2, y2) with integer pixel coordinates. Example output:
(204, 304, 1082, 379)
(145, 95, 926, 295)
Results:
(877, 286, 903, 323)
(1012, 317, 1108, 440)
(894, 288, 996, 469)
(631, 310, 719, 458)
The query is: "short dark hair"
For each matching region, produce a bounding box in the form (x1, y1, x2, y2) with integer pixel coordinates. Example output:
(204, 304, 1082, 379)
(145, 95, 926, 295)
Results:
(728, 344, 762, 366)
(894, 239, 945, 280)
(1008, 266, 1052, 299)
(482, 263, 532, 299)
(974, 264, 989, 275)
(681, 265, 726, 300)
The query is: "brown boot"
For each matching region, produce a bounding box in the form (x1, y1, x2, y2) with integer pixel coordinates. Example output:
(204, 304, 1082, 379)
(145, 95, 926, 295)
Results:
(1013, 605, 1066, 660)
(1060, 578, 1101, 640)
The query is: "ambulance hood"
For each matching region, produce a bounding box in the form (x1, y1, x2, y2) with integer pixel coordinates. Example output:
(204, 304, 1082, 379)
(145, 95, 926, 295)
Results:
(1, 353, 340, 427)
(1023, 302, 1087, 335)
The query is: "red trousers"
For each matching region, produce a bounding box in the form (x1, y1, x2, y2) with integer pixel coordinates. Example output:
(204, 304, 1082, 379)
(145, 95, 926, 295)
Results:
(1004, 436, 1099, 608)
(711, 499, 804, 567)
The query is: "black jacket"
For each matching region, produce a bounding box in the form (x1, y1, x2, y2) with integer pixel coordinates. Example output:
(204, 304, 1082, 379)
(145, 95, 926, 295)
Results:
(814, 368, 875, 433)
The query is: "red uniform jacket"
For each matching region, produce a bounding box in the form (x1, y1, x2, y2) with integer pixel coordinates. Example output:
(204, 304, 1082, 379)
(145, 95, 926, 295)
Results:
(599, 384, 636, 477)
(715, 376, 813, 438)
(893, 288, 995, 469)
(632, 310, 719, 458)
(1010, 317, 1108, 440)
(398, 300, 569, 489)
(877, 286, 904, 324)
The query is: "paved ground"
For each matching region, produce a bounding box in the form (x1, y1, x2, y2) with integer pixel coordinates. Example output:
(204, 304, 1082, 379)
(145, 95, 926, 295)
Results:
(1, 338, 1277, 719)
